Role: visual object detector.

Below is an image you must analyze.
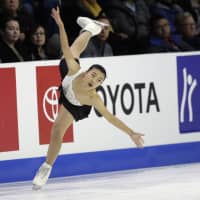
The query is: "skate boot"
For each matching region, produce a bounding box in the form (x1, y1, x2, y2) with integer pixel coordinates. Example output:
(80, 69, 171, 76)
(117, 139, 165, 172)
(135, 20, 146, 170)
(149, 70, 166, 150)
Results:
(77, 16, 108, 36)
(77, 16, 109, 28)
(32, 162, 52, 190)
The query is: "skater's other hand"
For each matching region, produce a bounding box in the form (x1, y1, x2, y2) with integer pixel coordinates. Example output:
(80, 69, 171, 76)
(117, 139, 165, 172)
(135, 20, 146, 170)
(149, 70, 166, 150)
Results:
(51, 6, 63, 26)
(129, 131, 144, 148)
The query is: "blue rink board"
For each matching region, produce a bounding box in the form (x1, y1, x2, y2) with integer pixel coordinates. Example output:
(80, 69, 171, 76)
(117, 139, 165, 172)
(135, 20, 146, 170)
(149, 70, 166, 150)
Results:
(1, 142, 200, 183)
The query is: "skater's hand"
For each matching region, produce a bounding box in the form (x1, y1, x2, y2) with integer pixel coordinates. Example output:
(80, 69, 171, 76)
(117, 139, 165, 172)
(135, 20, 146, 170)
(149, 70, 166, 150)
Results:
(128, 131, 144, 148)
(51, 6, 63, 26)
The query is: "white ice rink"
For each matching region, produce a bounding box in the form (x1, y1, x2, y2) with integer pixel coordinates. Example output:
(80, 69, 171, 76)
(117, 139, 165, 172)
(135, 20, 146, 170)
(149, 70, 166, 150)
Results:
(0, 163, 200, 200)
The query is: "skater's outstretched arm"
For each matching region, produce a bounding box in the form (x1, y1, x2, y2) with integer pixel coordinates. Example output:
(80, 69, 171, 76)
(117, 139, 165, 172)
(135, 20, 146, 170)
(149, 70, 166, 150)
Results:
(51, 7, 80, 75)
(92, 95, 144, 148)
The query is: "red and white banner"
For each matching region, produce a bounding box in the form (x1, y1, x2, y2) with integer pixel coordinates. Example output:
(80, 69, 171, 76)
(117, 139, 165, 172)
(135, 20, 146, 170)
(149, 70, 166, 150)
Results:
(0, 68, 19, 152)
(36, 66, 73, 145)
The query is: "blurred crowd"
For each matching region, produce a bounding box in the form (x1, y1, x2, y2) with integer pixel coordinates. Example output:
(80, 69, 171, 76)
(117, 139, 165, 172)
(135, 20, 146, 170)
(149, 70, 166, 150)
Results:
(1, 0, 200, 63)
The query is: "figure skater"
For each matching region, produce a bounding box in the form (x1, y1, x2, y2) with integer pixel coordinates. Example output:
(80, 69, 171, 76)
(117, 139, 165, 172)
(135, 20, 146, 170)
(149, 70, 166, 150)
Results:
(32, 6, 144, 190)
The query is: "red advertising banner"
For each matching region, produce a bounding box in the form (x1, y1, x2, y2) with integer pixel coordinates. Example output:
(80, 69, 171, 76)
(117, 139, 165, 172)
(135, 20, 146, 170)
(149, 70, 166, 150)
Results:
(36, 66, 73, 145)
(0, 68, 19, 152)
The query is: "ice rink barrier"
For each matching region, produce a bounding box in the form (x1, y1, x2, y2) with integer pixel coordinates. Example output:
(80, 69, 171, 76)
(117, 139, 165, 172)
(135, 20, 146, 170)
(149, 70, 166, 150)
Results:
(1, 52, 200, 183)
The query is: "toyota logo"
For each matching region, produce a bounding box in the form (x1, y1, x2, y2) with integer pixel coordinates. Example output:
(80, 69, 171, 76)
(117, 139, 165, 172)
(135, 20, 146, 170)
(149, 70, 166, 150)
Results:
(43, 86, 59, 122)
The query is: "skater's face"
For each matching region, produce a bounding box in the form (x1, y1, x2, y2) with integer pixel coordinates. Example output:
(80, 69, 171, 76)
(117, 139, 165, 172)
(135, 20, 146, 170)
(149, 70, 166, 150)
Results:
(83, 68, 105, 90)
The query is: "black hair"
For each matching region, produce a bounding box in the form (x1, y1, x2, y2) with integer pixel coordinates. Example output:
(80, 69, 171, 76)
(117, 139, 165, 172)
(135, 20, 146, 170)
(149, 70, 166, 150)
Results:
(30, 24, 47, 37)
(1, 17, 20, 31)
(149, 14, 169, 33)
(87, 64, 107, 80)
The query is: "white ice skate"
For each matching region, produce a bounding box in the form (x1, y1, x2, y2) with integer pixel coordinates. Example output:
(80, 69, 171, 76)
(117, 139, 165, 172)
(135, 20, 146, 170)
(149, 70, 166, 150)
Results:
(77, 16, 109, 28)
(77, 16, 109, 36)
(32, 162, 52, 190)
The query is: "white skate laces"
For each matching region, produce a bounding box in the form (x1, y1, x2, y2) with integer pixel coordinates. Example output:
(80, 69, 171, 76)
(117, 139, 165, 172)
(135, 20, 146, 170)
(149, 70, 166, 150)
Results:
(77, 16, 109, 36)
(32, 162, 52, 190)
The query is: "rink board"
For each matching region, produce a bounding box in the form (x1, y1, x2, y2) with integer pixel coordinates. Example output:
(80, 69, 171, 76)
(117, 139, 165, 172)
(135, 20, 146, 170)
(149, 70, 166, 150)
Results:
(0, 142, 200, 183)
(1, 53, 200, 183)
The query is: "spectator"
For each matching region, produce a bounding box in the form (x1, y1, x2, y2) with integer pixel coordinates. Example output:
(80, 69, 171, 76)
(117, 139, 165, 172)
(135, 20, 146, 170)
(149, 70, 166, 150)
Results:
(27, 0, 62, 60)
(147, 15, 194, 53)
(29, 24, 48, 60)
(177, 0, 200, 33)
(150, 0, 183, 33)
(176, 12, 200, 50)
(97, 0, 151, 55)
(81, 16, 113, 57)
(0, 0, 35, 43)
(123, 0, 151, 39)
(97, 0, 137, 37)
(0, 17, 29, 63)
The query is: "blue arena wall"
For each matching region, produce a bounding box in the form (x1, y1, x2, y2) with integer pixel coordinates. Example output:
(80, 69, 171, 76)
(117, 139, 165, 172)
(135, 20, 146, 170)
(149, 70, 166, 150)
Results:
(1, 142, 200, 183)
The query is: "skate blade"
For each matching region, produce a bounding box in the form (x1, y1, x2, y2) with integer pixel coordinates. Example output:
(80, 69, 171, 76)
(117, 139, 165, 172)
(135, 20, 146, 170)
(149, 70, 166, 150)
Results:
(32, 184, 42, 190)
(94, 20, 109, 27)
